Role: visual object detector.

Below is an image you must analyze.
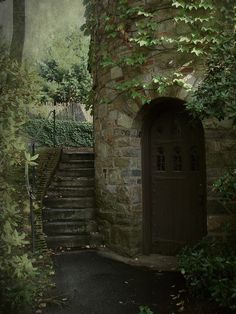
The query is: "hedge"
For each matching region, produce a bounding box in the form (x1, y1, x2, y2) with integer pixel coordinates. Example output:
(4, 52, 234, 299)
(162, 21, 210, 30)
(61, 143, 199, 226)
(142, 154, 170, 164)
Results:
(25, 119, 94, 147)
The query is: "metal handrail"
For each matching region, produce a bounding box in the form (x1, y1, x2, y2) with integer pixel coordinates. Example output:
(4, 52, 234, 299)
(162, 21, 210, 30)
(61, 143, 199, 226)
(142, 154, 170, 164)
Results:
(27, 107, 57, 252)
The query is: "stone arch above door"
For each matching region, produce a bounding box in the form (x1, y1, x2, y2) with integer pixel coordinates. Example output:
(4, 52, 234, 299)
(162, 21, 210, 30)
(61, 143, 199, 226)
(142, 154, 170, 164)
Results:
(142, 98, 207, 255)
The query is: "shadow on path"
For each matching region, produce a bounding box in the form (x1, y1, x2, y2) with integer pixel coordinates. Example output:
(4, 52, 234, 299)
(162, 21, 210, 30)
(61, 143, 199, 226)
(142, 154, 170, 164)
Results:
(43, 250, 223, 314)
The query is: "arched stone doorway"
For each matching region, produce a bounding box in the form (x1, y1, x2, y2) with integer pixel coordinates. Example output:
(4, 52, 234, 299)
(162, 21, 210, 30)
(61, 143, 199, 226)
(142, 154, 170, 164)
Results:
(142, 99, 207, 255)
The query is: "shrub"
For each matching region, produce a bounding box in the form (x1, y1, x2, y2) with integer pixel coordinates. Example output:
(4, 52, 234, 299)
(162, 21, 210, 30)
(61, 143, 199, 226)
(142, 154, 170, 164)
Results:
(25, 119, 94, 147)
(178, 238, 236, 310)
(0, 42, 52, 313)
(139, 306, 154, 314)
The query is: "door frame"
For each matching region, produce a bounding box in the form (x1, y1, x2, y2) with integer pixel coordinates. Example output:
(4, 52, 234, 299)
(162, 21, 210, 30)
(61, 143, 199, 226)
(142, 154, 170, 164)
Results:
(141, 98, 206, 255)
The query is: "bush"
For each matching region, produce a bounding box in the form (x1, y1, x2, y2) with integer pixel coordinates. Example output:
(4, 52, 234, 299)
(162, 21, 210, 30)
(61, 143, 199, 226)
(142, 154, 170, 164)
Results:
(0, 42, 52, 313)
(178, 238, 236, 310)
(25, 119, 94, 147)
(139, 306, 154, 314)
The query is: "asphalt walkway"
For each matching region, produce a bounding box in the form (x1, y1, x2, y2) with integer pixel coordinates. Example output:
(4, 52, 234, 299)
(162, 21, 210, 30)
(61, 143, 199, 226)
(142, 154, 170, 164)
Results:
(44, 250, 226, 314)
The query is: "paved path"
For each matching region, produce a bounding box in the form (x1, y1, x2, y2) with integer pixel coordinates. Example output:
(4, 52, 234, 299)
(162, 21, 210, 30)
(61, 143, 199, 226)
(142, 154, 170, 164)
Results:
(44, 250, 224, 314)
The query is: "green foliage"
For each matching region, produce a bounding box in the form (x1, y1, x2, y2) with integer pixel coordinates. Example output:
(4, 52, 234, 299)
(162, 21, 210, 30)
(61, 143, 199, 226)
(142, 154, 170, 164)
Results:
(178, 238, 236, 310)
(0, 42, 51, 313)
(213, 169, 236, 205)
(83, 0, 235, 121)
(39, 27, 92, 108)
(186, 33, 236, 121)
(25, 119, 94, 147)
(138, 305, 154, 314)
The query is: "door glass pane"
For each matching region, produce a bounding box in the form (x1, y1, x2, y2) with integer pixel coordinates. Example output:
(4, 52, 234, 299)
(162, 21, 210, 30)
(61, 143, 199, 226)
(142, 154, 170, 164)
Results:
(172, 119, 182, 136)
(173, 146, 182, 171)
(157, 147, 165, 171)
(190, 146, 199, 171)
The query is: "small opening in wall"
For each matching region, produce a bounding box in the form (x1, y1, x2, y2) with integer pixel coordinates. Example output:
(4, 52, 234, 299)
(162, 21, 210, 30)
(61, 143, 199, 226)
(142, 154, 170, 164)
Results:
(103, 169, 107, 179)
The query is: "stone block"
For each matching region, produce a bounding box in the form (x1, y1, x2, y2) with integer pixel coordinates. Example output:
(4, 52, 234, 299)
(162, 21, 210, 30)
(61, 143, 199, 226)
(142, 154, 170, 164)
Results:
(110, 66, 123, 80)
(114, 157, 130, 168)
(109, 225, 142, 256)
(207, 215, 231, 233)
(131, 169, 141, 177)
(117, 112, 133, 129)
(116, 136, 131, 147)
(108, 169, 122, 184)
(128, 185, 142, 204)
(108, 110, 118, 120)
(117, 147, 140, 157)
(98, 219, 112, 242)
(207, 199, 228, 215)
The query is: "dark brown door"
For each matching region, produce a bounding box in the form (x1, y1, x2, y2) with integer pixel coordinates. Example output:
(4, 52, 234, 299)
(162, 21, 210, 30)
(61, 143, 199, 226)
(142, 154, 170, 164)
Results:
(149, 106, 206, 255)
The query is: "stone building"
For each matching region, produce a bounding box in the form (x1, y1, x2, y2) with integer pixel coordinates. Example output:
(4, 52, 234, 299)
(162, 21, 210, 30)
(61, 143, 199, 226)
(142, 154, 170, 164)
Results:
(89, 0, 236, 256)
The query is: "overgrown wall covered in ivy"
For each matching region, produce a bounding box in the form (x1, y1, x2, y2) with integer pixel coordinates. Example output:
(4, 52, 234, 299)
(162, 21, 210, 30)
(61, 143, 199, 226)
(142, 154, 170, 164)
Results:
(86, 0, 236, 256)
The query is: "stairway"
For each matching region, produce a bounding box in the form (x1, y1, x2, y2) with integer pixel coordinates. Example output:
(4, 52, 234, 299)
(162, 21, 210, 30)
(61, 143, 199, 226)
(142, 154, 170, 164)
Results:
(42, 149, 100, 249)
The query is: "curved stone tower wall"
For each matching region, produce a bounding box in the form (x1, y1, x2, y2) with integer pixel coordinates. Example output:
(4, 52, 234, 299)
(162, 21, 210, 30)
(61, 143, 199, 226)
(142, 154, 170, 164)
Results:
(90, 0, 236, 256)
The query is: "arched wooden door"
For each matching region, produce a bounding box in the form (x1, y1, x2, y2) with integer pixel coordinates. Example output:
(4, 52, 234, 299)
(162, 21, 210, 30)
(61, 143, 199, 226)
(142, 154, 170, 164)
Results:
(142, 102, 206, 255)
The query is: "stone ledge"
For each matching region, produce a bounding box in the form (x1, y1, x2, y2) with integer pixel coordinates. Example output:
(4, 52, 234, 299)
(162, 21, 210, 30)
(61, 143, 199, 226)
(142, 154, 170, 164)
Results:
(98, 247, 177, 272)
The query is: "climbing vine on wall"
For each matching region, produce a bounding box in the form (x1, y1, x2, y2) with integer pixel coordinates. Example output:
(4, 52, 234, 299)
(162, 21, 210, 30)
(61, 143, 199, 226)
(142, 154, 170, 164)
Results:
(82, 0, 235, 121)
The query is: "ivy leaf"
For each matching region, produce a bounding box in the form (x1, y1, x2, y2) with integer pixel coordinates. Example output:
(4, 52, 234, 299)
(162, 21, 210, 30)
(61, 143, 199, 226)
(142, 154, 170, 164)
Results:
(191, 48, 204, 56)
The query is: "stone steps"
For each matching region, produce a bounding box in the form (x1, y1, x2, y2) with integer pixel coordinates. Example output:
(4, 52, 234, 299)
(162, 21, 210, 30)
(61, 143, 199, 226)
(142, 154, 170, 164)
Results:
(46, 235, 92, 249)
(51, 177, 94, 188)
(61, 152, 94, 162)
(42, 149, 100, 249)
(44, 197, 95, 209)
(43, 220, 97, 235)
(46, 187, 94, 198)
(58, 160, 94, 170)
(45, 233, 102, 249)
(56, 168, 94, 178)
(43, 208, 95, 221)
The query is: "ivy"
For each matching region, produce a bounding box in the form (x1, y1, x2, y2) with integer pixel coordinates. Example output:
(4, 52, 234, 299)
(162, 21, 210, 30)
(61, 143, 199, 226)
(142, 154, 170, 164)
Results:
(83, 0, 235, 120)
(25, 119, 94, 148)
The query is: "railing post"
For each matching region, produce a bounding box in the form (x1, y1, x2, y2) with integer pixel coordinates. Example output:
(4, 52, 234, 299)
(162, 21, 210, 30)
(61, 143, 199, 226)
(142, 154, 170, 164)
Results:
(53, 100, 56, 147)
(30, 142, 36, 253)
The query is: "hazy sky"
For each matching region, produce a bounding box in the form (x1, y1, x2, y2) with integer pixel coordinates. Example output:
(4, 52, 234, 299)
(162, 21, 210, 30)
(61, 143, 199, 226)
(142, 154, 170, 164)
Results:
(0, 0, 85, 60)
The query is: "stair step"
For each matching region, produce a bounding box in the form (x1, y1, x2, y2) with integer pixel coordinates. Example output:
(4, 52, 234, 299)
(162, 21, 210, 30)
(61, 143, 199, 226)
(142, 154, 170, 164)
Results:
(56, 168, 94, 177)
(59, 160, 94, 170)
(61, 152, 94, 162)
(52, 177, 94, 187)
(42, 149, 100, 250)
(46, 232, 102, 249)
(45, 234, 92, 249)
(46, 187, 94, 198)
(44, 197, 95, 209)
(43, 220, 97, 235)
(43, 208, 95, 221)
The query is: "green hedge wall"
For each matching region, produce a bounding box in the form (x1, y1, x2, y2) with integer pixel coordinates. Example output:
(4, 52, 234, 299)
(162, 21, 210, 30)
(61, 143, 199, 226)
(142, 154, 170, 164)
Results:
(25, 119, 94, 147)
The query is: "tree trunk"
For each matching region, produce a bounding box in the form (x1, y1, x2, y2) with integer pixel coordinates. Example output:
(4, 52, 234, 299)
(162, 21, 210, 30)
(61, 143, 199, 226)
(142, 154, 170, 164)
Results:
(10, 0, 25, 63)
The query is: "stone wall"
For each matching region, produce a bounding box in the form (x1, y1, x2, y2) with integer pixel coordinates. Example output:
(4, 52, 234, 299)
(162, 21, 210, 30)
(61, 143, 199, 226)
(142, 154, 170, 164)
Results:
(204, 124, 236, 238)
(90, 0, 236, 256)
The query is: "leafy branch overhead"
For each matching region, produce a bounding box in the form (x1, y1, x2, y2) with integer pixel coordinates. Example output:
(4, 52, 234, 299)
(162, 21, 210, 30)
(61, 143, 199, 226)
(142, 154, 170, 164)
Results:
(83, 0, 235, 121)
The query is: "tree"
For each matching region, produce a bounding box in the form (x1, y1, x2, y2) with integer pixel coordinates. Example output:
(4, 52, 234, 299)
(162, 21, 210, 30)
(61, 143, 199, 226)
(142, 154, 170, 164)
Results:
(0, 0, 25, 63)
(10, 0, 26, 63)
(38, 27, 92, 107)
